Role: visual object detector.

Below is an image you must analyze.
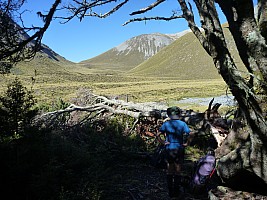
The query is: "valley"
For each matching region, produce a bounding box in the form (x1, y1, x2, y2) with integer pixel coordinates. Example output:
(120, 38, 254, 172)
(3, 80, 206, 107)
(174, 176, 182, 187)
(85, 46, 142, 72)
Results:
(1, 65, 227, 112)
(0, 26, 236, 111)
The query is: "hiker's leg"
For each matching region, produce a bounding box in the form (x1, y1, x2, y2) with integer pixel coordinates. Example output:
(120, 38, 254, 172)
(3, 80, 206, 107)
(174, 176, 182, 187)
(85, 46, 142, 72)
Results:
(167, 162, 176, 174)
(174, 162, 181, 174)
(166, 150, 180, 198)
(166, 164, 184, 198)
(166, 162, 177, 197)
(166, 173, 175, 198)
(167, 149, 183, 197)
(173, 148, 186, 193)
(173, 162, 182, 193)
(166, 149, 176, 175)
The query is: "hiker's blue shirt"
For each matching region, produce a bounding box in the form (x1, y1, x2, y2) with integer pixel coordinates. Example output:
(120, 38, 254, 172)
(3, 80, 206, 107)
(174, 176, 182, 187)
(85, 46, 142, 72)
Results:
(159, 119, 190, 150)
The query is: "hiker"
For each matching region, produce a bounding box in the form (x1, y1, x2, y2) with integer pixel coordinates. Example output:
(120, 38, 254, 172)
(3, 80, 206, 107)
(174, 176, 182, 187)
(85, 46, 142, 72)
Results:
(156, 106, 194, 198)
(190, 147, 219, 196)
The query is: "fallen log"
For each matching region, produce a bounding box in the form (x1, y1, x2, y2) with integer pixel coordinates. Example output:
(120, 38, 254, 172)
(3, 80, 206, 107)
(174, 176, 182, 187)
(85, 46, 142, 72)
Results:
(35, 93, 167, 121)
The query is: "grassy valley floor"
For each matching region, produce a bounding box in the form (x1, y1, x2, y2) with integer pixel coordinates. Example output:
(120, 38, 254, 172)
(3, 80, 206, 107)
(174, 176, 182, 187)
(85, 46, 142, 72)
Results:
(0, 70, 227, 112)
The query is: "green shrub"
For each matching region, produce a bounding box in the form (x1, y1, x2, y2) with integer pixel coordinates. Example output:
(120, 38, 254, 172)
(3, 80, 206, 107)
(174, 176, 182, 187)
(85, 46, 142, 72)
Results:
(0, 61, 12, 74)
(0, 112, 148, 200)
(37, 97, 70, 112)
(0, 77, 37, 142)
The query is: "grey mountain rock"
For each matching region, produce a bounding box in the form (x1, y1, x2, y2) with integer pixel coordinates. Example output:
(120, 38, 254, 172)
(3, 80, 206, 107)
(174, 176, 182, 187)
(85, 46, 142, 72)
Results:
(115, 33, 174, 59)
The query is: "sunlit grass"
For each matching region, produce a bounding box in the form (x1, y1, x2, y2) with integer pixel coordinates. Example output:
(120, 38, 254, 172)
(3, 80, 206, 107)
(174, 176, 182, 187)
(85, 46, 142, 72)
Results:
(0, 54, 228, 111)
(1, 70, 227, 112)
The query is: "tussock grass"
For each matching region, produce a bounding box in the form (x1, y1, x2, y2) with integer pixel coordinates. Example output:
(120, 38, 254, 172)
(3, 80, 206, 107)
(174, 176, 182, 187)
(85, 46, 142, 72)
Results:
(1, 69, 227, 111)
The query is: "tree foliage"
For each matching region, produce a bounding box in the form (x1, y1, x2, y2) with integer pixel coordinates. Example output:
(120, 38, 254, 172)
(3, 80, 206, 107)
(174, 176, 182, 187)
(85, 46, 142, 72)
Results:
(0, 77, 37, 141)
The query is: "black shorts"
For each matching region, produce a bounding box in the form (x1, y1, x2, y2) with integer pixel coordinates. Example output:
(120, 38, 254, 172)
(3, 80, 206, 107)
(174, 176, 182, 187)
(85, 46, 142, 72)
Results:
(165, 148, 184, 164)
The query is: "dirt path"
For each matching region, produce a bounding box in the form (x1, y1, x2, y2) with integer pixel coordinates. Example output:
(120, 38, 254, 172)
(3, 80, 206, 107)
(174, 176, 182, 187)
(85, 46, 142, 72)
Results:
(104, 155, 208, 200)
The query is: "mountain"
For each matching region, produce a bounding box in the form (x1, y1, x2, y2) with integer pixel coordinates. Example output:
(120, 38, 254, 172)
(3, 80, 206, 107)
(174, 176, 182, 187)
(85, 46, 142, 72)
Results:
(12, 43, 74, 76)
(38, 44, 71, 63)
(9, 15, 72, 64)
(128, 24, 244, 79)
(79, 31, 191, 72)
(6, 16, 74, 76)
(12, 23, 244, 82)
(128, 31, 217, 79)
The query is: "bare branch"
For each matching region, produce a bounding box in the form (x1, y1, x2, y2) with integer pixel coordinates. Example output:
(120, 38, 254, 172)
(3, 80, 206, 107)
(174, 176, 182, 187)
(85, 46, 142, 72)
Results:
(177, 0, 210, 55)
(59, 0, 129, 22)
(123, 15, 183, 26)
(0, 0, 61, 62)
(130, 0, 166, 15)
(86, 0, 129, 18)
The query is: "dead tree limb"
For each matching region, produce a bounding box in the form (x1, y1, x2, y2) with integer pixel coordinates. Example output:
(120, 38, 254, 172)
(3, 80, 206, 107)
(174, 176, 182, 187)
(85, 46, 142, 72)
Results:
(34, 93, 231, 149)
(34, 93, 168, 128)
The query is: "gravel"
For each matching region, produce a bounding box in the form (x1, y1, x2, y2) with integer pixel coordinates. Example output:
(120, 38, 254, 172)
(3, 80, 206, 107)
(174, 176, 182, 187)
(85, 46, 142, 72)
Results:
(177, 95, 236, 106)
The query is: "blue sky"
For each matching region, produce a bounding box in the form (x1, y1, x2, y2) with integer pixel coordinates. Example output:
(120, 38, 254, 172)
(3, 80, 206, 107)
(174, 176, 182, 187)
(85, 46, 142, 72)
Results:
(20, 0, 228, 63)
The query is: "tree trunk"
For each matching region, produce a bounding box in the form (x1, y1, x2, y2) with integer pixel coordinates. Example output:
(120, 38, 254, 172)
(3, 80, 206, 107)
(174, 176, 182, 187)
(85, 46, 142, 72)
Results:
(216, 0, 267, 92)
(258, 0, 267, 42)
(178, 0, 267, 188)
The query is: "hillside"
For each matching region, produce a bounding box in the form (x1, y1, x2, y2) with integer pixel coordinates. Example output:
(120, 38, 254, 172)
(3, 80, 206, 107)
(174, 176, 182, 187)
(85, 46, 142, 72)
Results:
(78, 31, 190, 72)
(11, 43, 72, 74)
(10, 43, 100, 80)
(128, 25, 245, 79)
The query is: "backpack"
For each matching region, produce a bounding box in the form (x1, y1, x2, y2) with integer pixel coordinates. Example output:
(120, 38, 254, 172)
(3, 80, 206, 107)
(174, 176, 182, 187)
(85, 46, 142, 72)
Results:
(190, 154, 216, 195)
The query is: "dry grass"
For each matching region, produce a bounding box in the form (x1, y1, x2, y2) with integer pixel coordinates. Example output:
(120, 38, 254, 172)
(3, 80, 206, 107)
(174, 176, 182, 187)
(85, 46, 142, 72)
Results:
(0, 70, 227, 112)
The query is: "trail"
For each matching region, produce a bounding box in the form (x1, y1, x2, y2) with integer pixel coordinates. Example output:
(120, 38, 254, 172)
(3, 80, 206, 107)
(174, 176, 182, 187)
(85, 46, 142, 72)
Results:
(110, 152, 208, 200)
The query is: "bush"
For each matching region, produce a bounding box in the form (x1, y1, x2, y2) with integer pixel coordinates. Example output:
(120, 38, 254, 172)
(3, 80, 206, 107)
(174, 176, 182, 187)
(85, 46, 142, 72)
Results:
(0, 112, 148, 200)
(0, 77, 37, 142)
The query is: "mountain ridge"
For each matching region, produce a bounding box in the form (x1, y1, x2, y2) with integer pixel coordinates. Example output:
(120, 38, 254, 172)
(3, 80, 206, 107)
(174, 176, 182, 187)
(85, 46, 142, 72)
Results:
(78, 31, 191, 72)
(127, 24, 244, 80)
(13, 23, 244, 82)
